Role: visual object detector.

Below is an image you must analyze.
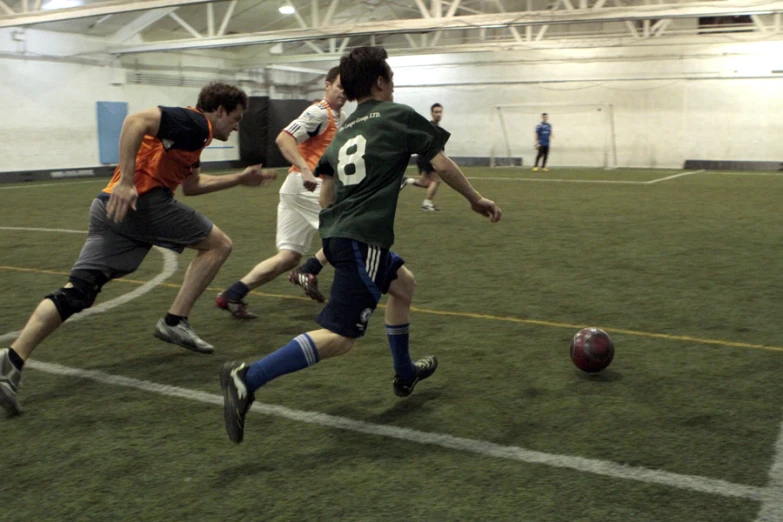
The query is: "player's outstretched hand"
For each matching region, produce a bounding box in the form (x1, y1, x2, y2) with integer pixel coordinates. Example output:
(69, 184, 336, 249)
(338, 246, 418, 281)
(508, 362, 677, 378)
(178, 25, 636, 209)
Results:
(240, 165, 278, 187)
(471, 197, 502, 223)
(106, 181, 138, 223)
(300, 167, 319, 192)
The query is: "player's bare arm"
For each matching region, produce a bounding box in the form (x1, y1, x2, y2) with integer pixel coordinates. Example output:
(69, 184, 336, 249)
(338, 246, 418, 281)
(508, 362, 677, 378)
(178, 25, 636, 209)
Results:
(431, 152, 502, 223)
(275, 131, 318, 191)
(107, 107, 162, 223)
(319, 175, 336, 208)
(181, 165, 277, 196)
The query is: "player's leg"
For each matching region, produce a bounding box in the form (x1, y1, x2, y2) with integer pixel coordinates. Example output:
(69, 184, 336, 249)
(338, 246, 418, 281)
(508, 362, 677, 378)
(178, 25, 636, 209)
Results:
(284, 194, 329, 302)
(2, 197, 149, 416)
(421, 172, 441, 211)
(534, 146, 544, 170)
(541, 146, 550, 171)
(383, 263, 438, 397)
(219, 194, 317, 313)
(221, 237, 376, 442)
(137, 190, 228, 353)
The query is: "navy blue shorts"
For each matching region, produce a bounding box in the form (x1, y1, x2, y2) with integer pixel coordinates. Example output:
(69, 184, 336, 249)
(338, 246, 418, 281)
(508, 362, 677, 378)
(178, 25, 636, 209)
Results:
(316, 238, 405, 339)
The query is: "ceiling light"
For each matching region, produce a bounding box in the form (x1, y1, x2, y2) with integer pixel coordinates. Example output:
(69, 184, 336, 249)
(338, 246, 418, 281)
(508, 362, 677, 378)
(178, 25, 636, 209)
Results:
(41, 0, 81, 9)
(279, 4, 295, 14)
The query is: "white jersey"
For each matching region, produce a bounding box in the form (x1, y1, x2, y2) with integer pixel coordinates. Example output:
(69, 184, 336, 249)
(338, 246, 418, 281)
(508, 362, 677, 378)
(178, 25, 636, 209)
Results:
(280, 101, 344, 196)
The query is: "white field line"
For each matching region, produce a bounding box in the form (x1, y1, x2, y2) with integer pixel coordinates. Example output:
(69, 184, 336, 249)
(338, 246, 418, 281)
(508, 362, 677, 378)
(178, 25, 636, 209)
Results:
(645, 170, 705, 184)
(467, 176, 647, 185)
(0, 179, 105, 190)
(755, 417, 783, 520)
(12, 359, 768, 502)
(0, 227, 178, 344)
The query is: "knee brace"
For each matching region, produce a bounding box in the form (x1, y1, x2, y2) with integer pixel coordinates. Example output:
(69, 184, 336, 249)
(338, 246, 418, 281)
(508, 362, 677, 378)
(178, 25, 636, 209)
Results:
(46, 270, 108, 322)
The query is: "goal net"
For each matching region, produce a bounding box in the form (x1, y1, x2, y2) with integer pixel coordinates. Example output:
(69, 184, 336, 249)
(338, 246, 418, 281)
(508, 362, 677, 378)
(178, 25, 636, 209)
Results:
(490, 103, 618, 169)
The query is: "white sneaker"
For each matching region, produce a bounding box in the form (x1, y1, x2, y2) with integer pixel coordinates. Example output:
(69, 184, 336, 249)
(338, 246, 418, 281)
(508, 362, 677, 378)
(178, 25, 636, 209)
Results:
(421, 203, 439, 212)
(153, 318, 214, 354)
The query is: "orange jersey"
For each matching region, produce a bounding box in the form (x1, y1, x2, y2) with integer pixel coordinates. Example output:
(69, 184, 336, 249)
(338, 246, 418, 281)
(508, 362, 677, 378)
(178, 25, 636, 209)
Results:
(283, 100, 339, 175)
(103, 106, 213, 195)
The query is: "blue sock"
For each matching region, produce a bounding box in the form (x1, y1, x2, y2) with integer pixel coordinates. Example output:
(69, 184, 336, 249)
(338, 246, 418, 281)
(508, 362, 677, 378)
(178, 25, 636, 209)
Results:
(301, 256, 323, 275)
(223, 281, 250, 302)
(386, 324, 415, 380)
(245, 333, 320, 392)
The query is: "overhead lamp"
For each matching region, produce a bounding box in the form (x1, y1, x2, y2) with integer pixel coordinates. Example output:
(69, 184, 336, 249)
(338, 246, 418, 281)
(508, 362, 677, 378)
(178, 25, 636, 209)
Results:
(279, 3, 295, 14)
(41, 0, 82, 9)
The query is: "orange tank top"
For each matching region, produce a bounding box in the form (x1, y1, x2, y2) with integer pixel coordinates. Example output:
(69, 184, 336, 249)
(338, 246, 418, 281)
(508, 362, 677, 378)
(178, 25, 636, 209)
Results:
(289, 101, 337, 175)
(103, 107, 213, 195)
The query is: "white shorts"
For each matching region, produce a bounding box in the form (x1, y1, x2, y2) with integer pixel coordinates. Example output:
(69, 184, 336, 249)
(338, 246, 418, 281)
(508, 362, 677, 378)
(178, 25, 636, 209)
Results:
(276, 192, 321, 254)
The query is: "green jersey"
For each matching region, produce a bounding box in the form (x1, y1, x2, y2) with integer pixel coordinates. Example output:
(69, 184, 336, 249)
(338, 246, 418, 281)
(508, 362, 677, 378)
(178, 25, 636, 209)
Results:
(315, 99, 450, 249)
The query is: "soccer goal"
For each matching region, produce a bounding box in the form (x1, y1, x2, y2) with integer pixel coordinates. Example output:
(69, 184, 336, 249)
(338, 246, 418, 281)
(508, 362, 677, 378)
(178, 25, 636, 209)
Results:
(490, 103, 618, 169)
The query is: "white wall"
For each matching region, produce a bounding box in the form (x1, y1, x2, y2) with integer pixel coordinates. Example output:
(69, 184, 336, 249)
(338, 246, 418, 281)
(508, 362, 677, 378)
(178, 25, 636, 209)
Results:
(385, 40, 783, 168)
(0, 58, 245, 173)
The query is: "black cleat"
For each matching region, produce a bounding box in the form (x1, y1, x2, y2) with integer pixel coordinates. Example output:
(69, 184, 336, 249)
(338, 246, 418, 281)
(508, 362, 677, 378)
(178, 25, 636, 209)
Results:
(220, 362, 255, 443)
(0, 348, 22, 416)
(393, 356, 438, 398)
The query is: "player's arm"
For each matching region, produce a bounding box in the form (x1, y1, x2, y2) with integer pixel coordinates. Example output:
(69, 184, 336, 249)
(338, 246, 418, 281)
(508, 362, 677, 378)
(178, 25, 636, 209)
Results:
(319, 176, 335, 207)
(431, 153, 502, 223)
(106, 107, 161, 223)
(181, 165, 277, 196)
(275, 132, 317, 191)
(277, 104, 329, 192)
(315, 153, 335, 207)
(534, 129, 539, 147)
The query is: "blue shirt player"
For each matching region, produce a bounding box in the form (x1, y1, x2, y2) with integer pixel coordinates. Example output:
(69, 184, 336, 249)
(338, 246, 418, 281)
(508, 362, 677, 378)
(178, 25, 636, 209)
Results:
(534, 113, 553, 172)
(219, 46, 503, 444)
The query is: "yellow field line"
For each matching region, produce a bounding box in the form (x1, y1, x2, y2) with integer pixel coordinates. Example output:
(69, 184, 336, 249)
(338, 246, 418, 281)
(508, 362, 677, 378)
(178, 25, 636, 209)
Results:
(2, 264, 782, 353)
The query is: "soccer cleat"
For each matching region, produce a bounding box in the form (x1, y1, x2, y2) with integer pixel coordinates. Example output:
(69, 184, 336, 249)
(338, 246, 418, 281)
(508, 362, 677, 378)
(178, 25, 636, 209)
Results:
(532, 167, 539, 172)
(153, 318, 214, 354)
(220, 362, 255, 443)
(400, 177, 414, 191)
(420, 203, 439, 212)
(288, 268, 325, 303)
(215, 293, 257, 320)
(0, 348, 22, 416)
(393, 355, 438, 398)
(542, 168, 549, 172)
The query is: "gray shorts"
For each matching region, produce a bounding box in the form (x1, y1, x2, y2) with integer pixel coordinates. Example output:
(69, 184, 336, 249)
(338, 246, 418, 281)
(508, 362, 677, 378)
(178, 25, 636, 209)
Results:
(72, 188, 213, 279)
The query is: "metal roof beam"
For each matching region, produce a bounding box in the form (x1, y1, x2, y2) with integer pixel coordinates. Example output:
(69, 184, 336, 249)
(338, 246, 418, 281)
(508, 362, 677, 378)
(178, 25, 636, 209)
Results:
(103, 1, 783, 54)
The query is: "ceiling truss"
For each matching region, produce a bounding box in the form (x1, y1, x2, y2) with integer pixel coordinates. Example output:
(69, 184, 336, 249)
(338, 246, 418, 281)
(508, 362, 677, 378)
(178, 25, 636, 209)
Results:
(0, 0, 782, 62)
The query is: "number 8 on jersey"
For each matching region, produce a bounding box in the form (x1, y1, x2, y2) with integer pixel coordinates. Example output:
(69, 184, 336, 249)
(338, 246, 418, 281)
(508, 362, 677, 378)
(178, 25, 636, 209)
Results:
(337, 135, 367, 186)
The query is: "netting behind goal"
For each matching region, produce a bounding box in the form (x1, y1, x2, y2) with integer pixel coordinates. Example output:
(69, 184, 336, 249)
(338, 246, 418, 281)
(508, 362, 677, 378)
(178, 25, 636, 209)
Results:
(490, 104, 618, 169)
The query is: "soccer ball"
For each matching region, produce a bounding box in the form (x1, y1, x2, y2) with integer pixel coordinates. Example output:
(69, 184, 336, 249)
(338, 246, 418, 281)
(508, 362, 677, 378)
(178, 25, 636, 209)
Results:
(570, 327, 614, 373)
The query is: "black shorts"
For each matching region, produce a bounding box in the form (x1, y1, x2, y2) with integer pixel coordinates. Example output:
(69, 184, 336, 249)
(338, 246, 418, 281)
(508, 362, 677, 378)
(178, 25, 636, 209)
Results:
(416, 154, 435, 174)
(316, 238, 405, 339)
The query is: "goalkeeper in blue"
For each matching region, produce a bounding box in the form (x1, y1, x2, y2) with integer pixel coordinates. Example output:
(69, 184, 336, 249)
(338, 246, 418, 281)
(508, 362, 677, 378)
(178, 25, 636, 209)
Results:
(219, 46, 503, 443)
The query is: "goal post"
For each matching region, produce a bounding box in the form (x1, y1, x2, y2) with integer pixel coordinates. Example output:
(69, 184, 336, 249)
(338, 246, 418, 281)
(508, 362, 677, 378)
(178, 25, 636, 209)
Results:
(490, 103, 618, 169)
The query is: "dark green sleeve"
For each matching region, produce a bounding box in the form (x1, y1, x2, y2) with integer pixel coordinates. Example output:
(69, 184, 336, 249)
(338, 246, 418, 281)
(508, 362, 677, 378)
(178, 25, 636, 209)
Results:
(314, 152, 335, 177)
(405, 108, 451, 162)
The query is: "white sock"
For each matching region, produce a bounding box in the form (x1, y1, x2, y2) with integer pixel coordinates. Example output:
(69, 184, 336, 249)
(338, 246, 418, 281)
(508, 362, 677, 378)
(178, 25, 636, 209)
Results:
(423, 199, 433, 206)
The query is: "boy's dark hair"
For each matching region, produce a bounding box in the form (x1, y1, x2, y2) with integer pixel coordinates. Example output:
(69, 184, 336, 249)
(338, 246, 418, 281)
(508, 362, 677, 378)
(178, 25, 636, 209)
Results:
(339, 46, 391, 101)
(196, 82, 248, 113)
(431, 103, 443, 111)
(325, 66, 340, 84)
(542, 112, 548, 116)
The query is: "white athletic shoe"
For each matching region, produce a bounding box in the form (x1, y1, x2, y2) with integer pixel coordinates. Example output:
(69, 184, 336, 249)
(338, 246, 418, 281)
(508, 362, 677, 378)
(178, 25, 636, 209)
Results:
(153, 318, 214, 354)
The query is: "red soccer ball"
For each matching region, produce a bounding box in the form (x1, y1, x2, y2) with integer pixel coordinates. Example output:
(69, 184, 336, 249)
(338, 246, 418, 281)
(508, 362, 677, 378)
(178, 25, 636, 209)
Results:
(570, 327, 615, 373)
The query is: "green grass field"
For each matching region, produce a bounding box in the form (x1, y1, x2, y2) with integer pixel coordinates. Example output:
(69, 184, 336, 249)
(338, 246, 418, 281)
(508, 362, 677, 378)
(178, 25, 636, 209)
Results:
(1, 167, 783, 521)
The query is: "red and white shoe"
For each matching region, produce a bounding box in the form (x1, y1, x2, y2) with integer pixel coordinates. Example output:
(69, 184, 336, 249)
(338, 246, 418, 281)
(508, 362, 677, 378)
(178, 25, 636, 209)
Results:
(215, 293, 257, 319)
(288, 268, 325, 303)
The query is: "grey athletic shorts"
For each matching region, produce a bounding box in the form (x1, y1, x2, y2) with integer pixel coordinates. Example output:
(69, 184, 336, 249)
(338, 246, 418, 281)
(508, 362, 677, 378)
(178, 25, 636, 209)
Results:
(72, 188, 213, 279)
